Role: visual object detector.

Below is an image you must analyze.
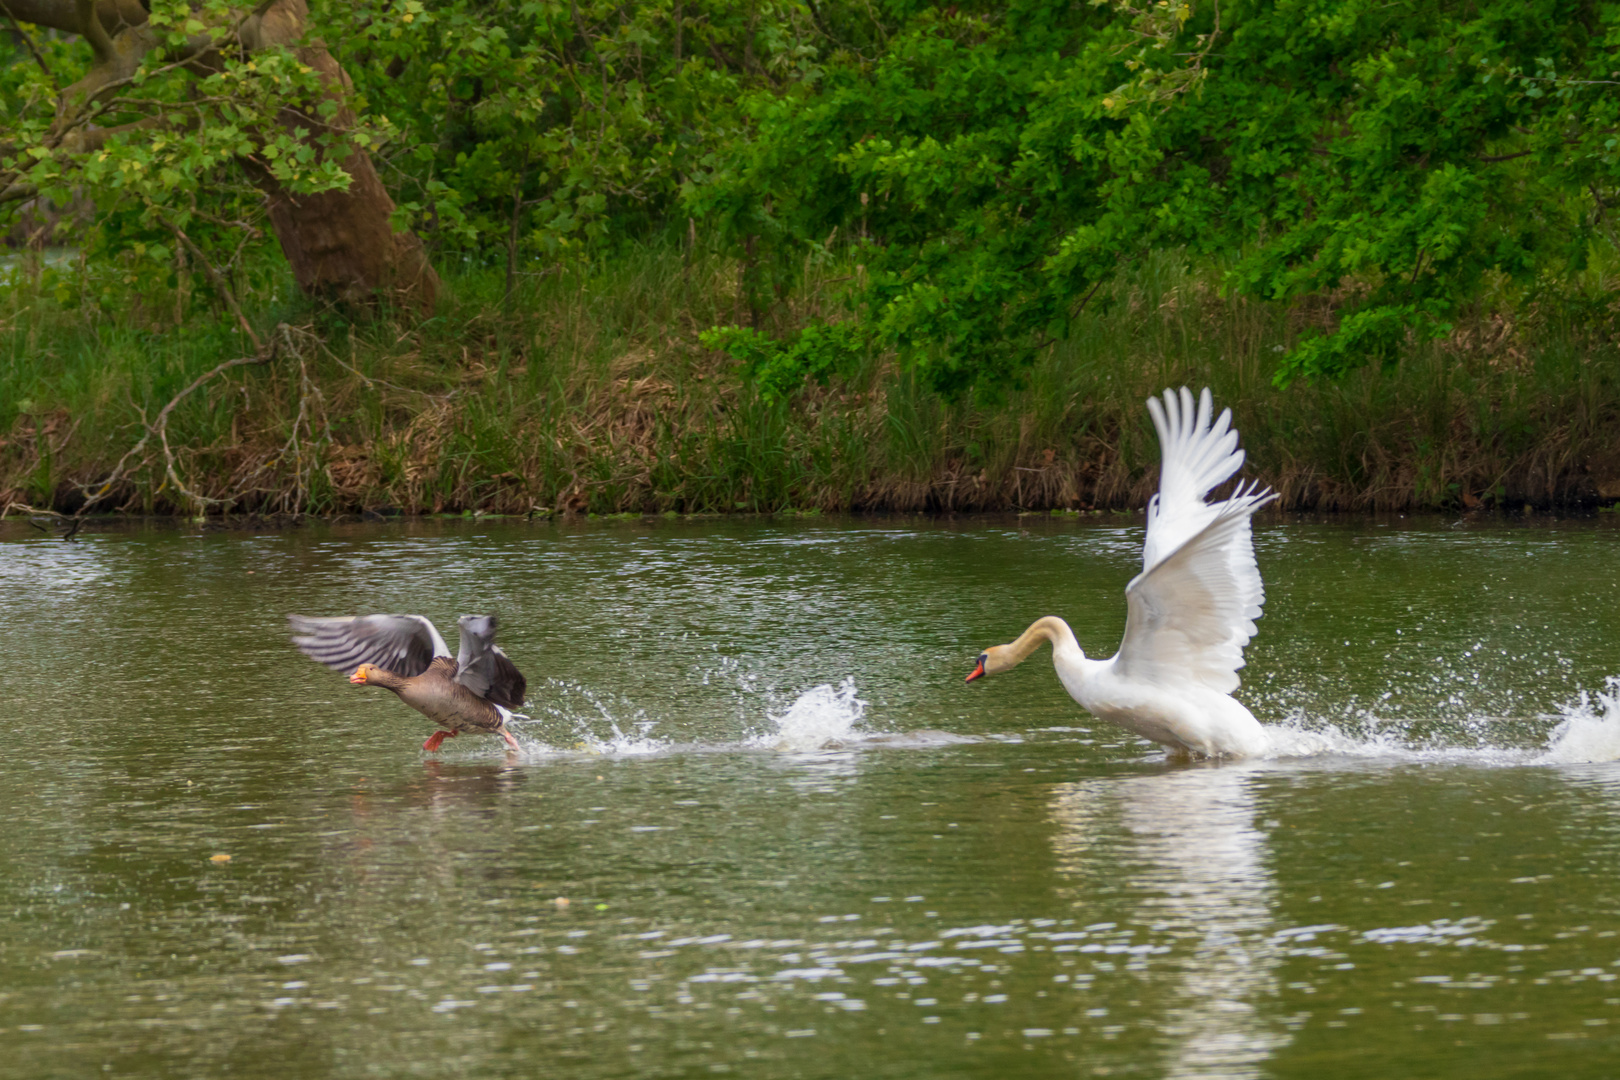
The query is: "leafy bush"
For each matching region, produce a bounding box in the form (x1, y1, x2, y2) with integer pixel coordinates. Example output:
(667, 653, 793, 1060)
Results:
(696, 0, 1620, 394)
(700, 321, 867, 399)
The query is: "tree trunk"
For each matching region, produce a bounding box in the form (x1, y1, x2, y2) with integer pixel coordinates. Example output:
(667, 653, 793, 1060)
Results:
(250, 0, 439, 311)
(5, 0, 440, 312)
(257, 148, 439, 311)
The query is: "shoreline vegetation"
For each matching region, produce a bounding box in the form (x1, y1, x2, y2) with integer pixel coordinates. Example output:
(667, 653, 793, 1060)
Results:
(9, 0, 1620, 525)
(5, 242, 1620, 522)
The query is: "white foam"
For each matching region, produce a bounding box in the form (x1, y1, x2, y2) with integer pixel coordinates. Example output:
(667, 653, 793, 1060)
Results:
(494, 676, 876, 758)
(1536, 677, 1620, 764)
(1257, 722, 1509, 764)
(1248, 677, 1620, 767)
(750, 678, 870, 752)
(486, 674, 1620, 767)
(1259, 719, 1412, 760)
(573, 722, 668, 756)
(498, 726, 666, 759)
(526, 681, 671, 756)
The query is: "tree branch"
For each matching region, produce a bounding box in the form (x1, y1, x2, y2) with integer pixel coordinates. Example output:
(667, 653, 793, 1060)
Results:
(57, 115, 165, 154)
(75, 352, 273, 520)
(0, 180, 40, 206)
(2, 0, 142, 34)
(0, 0, 59, 85)
(75, 0, 116, 61)
(171, 223, 262, 351)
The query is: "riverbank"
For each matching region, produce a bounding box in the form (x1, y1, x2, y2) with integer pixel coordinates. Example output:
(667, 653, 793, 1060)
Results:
(4, 245, 1619, 517)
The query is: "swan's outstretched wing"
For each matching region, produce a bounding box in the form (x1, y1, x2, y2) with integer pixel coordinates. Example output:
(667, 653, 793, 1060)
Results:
(1114, 484, 1276, 693)
(1143, 387, 1246, 573)
(288, 614, 448, 677)
(453, 615, 527, 710)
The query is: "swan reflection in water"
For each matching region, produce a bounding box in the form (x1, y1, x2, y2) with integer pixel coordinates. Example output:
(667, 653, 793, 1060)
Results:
(1049, 765, 1287, 1078)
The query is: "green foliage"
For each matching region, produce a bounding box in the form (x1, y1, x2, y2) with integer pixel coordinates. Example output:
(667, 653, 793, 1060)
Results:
(7, 242, 1620, 517)
(2, 0, 375, 302)
(699, 321, 867, 399)
(698, 0, 1620, 393)
(7, 0, 1620, 402)
(317, 0, 815, 262)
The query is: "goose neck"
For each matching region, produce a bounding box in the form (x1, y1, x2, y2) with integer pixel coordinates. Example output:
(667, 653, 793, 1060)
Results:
(365, 667, 408, 691)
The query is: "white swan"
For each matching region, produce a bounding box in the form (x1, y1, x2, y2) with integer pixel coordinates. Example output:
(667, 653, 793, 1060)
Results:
(966, 387, 1277, 758)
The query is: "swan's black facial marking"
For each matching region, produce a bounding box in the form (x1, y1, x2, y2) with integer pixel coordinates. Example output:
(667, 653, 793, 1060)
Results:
(978, 653, 989, 668)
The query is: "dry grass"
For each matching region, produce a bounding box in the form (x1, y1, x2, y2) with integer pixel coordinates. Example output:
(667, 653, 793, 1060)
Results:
(3, 244, 1620, 518)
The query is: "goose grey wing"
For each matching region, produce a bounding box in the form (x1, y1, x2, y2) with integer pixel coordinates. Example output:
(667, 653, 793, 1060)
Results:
(454, 614, 527, 710)
(288, 614, 449, 676)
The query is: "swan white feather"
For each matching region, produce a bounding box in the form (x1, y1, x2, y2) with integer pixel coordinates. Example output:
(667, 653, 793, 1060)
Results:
(967, 387, 1277, 758)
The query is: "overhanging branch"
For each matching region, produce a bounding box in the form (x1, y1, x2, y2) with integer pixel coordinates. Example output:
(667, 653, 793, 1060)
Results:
(0, 181, 40, 206)
(0, 0, 59, 85)
(75, 0, 116, 61)
(5, 0, 146, 36)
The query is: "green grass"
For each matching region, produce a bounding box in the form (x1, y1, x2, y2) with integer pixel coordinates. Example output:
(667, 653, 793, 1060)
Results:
(3, 241, 1620, 517)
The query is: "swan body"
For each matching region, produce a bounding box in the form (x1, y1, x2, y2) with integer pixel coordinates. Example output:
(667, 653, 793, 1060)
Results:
(967, 388, 1276, 759)
(290, 613, 528, 751)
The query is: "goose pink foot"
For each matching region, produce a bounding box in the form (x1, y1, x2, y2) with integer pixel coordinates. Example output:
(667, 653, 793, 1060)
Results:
(500, 729, 521, 751)
(422, 730, 457, 752)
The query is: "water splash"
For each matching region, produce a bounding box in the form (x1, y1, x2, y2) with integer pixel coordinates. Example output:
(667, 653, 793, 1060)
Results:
(1259, 718, 1415, 760)
(1249, 677, 1620, 767)
(1246, 696, 1537, 764)
(1536, 677, 1620, 764)
(497, 676, 875, 758)
(749, 678, 870, 752)
(475, 673, 1620, 766)
(501, 681, 669, 757)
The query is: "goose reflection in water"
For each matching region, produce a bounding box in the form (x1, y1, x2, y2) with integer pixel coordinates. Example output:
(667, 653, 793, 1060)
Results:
(415, 759, 530, 805)
(343, 760, 532, 845)
(1049, 766, 1287, 1078)
(376, 759, 530, 816)
(337, 761, 538, 894)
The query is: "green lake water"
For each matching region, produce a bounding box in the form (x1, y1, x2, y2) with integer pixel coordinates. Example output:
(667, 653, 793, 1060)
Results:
(4, 514, 1620, 1078)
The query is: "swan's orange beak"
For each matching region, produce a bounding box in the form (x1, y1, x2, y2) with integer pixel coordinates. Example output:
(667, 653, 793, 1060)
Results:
(965, 660, 985, 683)
(349, 665, 370, 685)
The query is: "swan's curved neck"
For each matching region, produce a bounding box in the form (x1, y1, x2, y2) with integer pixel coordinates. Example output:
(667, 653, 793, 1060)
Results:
(1006, 616, 1085, 667)
(1001, 616, 1109, 709)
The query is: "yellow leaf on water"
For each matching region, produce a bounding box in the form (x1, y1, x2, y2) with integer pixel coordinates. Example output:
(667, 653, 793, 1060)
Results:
(209, 854, 231, 863)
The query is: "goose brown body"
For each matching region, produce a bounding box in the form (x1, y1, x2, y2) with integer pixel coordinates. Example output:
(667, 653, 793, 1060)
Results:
(350, 657, 521, 750)
(290, 613, 528, 751)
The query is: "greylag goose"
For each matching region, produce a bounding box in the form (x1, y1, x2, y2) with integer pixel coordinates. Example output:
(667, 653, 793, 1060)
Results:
(289, 613, 528, 751)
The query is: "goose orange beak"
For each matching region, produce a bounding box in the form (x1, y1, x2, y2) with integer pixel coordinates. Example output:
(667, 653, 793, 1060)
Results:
(349, 665, 369, 685)
(965, 660, 985, 683)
